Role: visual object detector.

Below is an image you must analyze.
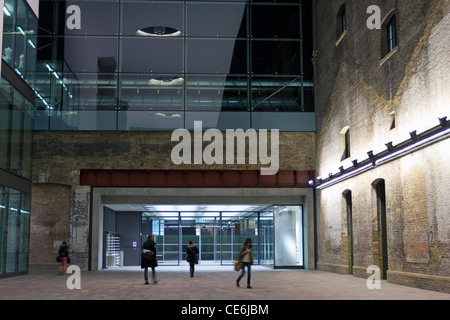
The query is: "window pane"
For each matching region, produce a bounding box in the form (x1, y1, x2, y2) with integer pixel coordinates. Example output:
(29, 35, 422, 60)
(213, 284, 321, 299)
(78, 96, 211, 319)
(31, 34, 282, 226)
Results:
(186, 75, 248, 111)
(65, 1, 119, 36)
(121, 2, 183, 37)
(187, 39, 246, 74)
(121, 38, 183, 74)
(252, 41, 300, 75)
(18, 192, 30, 272)
(187, 3, 247, 37)
(120, 74, 184, 111)
(6, 189, 21, 273)
(63, 37, 118, 73)
(252, 5, 300, 39)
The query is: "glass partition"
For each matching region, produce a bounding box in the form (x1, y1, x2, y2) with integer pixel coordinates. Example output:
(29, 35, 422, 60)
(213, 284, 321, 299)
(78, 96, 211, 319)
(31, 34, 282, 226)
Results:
(274, 205, 303, 267)
(137, 205, 303, 268)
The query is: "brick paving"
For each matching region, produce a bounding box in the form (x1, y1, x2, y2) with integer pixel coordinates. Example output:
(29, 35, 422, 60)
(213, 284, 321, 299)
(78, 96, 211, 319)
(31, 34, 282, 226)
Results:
(0, 265, 448, 301)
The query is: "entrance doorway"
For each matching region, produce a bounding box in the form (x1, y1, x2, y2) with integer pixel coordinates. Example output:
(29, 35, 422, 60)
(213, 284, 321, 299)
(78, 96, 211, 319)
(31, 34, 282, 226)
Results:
(104, 204, 304, 268)
(91, 186, 314, 271)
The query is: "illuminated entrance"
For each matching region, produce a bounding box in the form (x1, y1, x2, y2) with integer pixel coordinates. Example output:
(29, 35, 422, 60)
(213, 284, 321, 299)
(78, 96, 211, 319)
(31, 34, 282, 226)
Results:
(104, 204, 304, 269)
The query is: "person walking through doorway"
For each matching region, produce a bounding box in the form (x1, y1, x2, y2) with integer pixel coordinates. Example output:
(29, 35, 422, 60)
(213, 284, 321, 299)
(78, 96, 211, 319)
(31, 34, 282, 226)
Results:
(236, 238, 253, 289)
(141, 234, 158, 285)
(58, 241, 70, 275)
(186, 240, 199, 277)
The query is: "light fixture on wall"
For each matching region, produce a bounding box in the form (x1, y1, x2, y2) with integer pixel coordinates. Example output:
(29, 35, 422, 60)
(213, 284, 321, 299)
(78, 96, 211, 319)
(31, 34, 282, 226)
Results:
(385, 142, 394, 151)
(315, 115, 450, 190)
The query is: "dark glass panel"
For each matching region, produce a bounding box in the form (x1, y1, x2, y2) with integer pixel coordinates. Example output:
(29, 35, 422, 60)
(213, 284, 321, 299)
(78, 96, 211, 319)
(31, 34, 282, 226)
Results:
(252, 41, 300, 75)
(251, 5, 300, 38)
(187, 3, 247, 38)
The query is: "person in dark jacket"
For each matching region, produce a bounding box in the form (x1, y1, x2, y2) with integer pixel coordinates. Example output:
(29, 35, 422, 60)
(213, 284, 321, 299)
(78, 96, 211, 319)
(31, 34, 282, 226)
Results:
(58, 242, 70, 275)
(186, 240, 199, 278)
(141, 234, 158, 285)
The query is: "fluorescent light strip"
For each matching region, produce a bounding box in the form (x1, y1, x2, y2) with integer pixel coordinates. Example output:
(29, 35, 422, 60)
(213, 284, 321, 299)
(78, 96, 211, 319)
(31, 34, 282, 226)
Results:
(376, 127, 450, 165)
(317, 126, 450, 190)
(316, 163, 373, 190)
(4, 7, 11, 16)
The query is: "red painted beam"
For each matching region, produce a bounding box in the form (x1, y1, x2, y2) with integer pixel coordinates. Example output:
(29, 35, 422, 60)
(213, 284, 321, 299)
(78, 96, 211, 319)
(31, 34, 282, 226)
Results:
(79, 169, 315, 188)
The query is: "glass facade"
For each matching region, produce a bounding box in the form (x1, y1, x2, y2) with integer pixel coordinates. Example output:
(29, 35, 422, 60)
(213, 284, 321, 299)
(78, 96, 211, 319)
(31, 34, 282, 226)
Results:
(1, 0, 36, 277)
(140, 205, 302, 268)
(34, 0, 314, 131)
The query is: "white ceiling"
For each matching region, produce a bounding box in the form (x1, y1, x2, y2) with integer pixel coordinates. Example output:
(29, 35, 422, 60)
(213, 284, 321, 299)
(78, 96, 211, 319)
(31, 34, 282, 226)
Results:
(105, 204, 272, 213)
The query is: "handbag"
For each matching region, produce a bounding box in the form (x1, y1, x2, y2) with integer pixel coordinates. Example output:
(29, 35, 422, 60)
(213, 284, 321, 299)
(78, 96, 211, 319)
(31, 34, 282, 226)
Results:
(234, 260, 243, 271)
(194, 253, 199, 264)
(142, 249, 154, 261)
(56, 255, 61, 263)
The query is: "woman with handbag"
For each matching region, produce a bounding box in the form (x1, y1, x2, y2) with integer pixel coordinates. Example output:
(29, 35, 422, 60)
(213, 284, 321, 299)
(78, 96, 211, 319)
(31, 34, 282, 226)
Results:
(186, 240, 199, 278)
(236, 238, 253, 289)
(58, 242, 70, 275)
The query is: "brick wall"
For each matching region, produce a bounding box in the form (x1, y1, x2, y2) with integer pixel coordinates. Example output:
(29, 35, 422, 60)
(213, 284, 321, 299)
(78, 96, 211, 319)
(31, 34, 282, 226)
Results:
(314, 0, 450, 293)
(29, 131, 315, 270)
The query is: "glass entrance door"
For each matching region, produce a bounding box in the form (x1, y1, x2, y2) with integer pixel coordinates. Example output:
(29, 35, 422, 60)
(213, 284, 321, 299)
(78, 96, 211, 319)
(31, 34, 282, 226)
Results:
(180, 212, 221, 265)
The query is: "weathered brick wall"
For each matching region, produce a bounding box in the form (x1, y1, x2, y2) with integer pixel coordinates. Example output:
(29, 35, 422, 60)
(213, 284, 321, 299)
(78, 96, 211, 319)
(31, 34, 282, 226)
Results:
(314, 0, 450, 293)
(29, 183, 71, 270)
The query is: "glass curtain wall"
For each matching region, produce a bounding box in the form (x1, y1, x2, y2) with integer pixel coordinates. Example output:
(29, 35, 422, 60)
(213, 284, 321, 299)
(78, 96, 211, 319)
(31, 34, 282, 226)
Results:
(140, 206, 303, 268)
(0, 186, 31, 275)
(34, 0, 314, 131)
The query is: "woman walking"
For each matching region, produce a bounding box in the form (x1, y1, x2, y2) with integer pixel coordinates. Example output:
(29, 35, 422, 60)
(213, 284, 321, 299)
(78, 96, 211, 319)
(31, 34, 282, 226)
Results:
(186, 240, 199, 277)
(236, 238, 253, 289)
(141, 234, 158, 285)
(58, 241, 70, 275)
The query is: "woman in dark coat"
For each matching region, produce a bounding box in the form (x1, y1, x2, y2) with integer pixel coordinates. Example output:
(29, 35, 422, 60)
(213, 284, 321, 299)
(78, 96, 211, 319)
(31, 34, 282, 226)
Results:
(141, 234, 158, 285)
(58, 242, 70, 275)
(186, 240, 199, 278)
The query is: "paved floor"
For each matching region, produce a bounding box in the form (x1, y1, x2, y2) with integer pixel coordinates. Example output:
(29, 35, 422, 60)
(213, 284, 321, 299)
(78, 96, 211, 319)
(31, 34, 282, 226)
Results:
(0, 265, 448, 301)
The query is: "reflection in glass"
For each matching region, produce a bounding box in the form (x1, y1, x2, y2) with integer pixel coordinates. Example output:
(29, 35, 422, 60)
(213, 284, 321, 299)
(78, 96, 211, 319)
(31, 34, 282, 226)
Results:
(6, 189, 20, 273)
(186, 75, 247, 111)
(260, 210, 273, 265)
(136, 26, 181, 37)
(121, 74, 183, 111)
(34, 0, 315, 131)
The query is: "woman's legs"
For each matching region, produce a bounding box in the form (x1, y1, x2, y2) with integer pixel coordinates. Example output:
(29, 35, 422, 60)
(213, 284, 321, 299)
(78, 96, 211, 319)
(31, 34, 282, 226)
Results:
(190, 263, 195, 277)
(60, 257, 67, 274)
(236, 263, 251, 288)
(144, 267, 149, 283)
